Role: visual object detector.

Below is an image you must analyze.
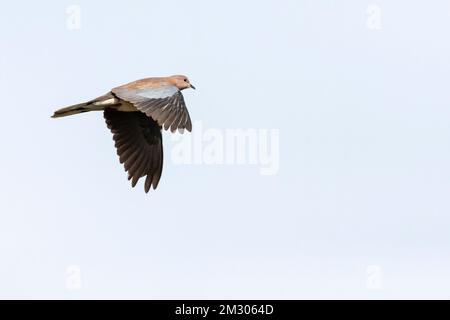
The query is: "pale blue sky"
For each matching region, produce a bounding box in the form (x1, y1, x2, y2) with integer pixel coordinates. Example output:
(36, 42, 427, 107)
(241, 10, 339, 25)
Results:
(1, 0, 450, 299)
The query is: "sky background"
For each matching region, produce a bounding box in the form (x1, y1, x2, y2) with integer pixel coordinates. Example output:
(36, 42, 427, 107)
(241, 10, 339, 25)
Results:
(1, 0, 450, 299)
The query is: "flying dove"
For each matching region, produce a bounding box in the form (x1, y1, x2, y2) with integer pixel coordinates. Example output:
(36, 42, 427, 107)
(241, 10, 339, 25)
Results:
(52, 75, 195, 193)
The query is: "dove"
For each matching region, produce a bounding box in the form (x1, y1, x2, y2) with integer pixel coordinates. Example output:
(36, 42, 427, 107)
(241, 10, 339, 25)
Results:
(52, 75, 195, 193)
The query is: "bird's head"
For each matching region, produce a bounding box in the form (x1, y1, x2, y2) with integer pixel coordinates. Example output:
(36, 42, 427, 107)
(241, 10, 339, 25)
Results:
(170, 75, 196, 90)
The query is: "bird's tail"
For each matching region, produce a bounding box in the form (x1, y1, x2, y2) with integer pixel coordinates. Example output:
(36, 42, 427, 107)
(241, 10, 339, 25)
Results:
(51, 102, 104, 118)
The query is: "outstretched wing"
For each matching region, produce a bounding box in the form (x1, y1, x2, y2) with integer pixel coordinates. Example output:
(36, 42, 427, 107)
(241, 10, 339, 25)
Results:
(112, 85, 192, 132)
(104, 109, 163, 193)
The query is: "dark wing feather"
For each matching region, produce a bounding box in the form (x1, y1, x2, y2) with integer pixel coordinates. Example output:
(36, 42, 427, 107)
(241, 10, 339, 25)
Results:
(104, 109, 163, 193)
(112, 86, 192, 133)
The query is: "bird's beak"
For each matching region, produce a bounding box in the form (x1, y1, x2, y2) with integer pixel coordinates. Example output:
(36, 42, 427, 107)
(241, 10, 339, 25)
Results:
(189, 83, 196, 90)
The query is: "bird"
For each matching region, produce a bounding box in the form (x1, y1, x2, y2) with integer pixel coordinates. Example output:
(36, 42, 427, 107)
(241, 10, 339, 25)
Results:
(52, 75, 196, 193)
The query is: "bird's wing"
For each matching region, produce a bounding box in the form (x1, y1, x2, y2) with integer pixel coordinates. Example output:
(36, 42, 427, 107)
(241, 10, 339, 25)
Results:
(112, 85, 192, 132)
(104, 109, 163, 193)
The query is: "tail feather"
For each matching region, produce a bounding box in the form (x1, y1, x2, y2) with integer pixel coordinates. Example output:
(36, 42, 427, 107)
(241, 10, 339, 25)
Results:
(52, 93, 118, 118)
(51, 102, 103, 118)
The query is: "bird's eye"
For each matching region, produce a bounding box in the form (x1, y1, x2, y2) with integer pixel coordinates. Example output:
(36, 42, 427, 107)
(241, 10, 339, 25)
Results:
(184, 79, 188, 82)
